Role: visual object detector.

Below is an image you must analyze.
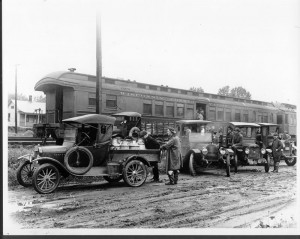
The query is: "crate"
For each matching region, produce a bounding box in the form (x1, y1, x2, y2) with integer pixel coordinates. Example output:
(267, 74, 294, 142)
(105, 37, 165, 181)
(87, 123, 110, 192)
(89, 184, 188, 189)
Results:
(107, 162, 120, 174)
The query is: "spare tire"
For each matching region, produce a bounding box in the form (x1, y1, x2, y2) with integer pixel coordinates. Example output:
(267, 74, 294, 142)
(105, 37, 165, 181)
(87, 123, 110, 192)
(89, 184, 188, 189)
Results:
(64, 146, 94, 175)
(129, 127, 140, 137)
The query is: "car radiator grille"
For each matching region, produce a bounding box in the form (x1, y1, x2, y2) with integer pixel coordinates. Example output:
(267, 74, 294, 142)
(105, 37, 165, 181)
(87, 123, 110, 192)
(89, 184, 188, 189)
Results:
(249, 148, 260, 159)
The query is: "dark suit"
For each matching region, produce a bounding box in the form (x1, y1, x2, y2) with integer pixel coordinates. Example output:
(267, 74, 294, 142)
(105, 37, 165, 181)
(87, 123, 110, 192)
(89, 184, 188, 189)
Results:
(143, 135, 160, 180)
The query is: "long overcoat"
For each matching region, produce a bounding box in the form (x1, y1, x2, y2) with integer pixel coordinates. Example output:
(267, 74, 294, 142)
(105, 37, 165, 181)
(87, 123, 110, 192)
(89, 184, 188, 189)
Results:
(162, 135, 183, 172)
(272, 138, 283, 161)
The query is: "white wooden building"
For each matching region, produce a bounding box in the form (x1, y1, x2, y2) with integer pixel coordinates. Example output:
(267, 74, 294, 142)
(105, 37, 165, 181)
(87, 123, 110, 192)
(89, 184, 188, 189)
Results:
(8, 96, 45, 128)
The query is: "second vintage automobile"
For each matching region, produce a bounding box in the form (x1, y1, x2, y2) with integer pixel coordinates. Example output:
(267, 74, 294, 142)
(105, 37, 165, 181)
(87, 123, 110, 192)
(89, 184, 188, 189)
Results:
(16, 114, 162, 194)
(177, 120, 234, 177)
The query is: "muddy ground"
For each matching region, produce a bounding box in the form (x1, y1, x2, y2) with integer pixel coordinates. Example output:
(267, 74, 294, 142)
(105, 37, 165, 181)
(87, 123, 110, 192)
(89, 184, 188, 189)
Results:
(4, 162, 298, 233)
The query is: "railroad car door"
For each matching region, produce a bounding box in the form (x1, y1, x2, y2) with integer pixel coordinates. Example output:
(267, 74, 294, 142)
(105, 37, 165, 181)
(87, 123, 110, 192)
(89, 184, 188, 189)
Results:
(55, 87, 63, 123)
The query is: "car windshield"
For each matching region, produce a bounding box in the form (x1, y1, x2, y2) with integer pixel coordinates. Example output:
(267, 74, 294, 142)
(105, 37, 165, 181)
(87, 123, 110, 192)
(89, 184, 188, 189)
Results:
(64, 128, 77, 144)
(240, 127, 256, 138)
(182, 123, 208, 135)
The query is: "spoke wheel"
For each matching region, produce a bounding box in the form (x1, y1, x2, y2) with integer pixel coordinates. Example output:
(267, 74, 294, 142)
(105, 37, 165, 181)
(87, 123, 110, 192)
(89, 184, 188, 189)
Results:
(265, 155, 270, 172)
(123, 160, 147, 187)
(189, 152, 197, 176)
(33, 163, 60, 194)
(226, 155, 230, 177)
(103, 175, 123, 183)
(16, 161, 35, 187)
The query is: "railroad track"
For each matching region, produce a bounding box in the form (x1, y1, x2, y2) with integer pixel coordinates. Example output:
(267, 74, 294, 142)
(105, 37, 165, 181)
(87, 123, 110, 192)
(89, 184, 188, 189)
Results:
(8, 137, 56, 145)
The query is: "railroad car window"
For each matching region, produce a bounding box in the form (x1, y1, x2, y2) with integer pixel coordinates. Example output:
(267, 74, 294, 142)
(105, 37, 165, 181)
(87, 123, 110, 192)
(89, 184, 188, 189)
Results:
(270, 113, 274, 123)
(243, 114, 249, 122)
(192, 92, 199, 96)
(8, 113, 10, 122)
(219, 96, 225, 100)
(209, 107, 216, 120)
(88, 76, 96, 82)
(137, 84, 146, 89)
(212, 95, 218, 99)
(180, 90, 187, 94)
(160, 87, 168, 92)
(177, 104, 184, 117)
(285, 114, 288, 124)
(204, 94, 210, 98)
(88, 93, 96, 106)
(263, 115, 268, 123)
(217, 108, 224, 121)
(171, 89, 178, 93)
(105, 79, 115, 84)
(225, 111, 231, 121)
(252, 111, 256, 121)
(143, 103, 152, 115)
(106, 95, 117, 108)
(155, 105, 164, 116)
(277, 115, 283, 124)
(235, 112, 241, 122)
(166, 106, 174, 117)
(149, 85, 157, 90)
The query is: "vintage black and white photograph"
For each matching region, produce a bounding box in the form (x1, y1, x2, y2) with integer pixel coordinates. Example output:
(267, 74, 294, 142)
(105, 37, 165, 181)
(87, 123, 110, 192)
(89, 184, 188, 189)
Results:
(2, 0, 299, 235)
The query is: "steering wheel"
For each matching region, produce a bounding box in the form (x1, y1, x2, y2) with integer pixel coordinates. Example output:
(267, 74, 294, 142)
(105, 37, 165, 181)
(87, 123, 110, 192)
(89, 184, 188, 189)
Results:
(82, 132, 91, 140)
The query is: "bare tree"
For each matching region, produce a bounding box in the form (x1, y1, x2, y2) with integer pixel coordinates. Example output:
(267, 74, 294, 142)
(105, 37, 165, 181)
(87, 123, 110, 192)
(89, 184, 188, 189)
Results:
(217, 86, 251, 99)
(189, 86, 204, 93)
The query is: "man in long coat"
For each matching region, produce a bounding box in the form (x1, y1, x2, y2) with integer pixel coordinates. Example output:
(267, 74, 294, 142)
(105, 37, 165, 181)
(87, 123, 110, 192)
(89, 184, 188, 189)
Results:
(160, 127, 183, 185)
(272, 133, 283, 173)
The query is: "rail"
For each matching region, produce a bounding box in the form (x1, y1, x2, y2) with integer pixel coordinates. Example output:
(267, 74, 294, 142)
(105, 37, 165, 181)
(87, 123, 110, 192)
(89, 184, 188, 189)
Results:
(8, 137, 56, 145)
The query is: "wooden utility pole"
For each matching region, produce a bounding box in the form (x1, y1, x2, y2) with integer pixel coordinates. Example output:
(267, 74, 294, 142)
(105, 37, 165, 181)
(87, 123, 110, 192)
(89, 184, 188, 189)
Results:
(14, 64, 19, 134)
(96, 12, 102, 114)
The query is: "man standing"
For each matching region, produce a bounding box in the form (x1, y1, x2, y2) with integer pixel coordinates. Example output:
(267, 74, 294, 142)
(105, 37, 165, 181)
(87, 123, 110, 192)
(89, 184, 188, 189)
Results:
(139, 130, 161, 182)
(232, 127, 243, 162)
(160, 127, 183, 185)
(272, 133, 283, 173)
(226, 127, 234, 147)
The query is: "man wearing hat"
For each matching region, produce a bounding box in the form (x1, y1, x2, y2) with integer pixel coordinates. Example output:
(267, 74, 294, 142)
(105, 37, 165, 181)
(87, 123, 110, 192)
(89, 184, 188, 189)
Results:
(160, 127, 183, 185)
(139, 130, 161, 182)
(232, 127, 243, 162)
(271, 133, 283, 173)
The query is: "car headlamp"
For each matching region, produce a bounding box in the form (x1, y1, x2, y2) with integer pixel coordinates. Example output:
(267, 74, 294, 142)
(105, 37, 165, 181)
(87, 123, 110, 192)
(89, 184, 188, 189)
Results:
(245, 147, 250, 154)
(38, 147, 43, 153)
(261, 148, 266, 154)
(202, 148, 208, 155)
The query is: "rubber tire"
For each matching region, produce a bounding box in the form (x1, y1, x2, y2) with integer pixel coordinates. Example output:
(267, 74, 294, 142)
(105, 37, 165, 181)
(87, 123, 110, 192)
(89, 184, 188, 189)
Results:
(64, 146, 94, 175)
(32, 163, 60, 194)
(284, 155, 297, 166)
(226, 156, 230, 177)
(103, 175, 123, 183)
(123, 160, 147, 187)
(16, 161, 35, 187)
(265, 155, 270, 172)
(189, 152, 197, 176)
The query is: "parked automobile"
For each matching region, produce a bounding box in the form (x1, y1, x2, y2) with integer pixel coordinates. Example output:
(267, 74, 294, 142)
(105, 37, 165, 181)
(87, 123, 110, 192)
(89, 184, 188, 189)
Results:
(177, 120, 234, 177)
(258, 123, 297, 166)
(16, 114, 162, 194)
(224, 122, 271, 173)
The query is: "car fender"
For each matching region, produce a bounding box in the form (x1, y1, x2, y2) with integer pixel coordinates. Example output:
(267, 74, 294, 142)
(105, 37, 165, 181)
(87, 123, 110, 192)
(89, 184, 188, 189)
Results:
(32, 157, 70, 177)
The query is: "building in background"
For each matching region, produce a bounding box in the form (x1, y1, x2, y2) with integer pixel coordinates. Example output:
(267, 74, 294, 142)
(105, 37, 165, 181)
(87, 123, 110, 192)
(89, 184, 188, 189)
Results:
(8, 95, 45, 128)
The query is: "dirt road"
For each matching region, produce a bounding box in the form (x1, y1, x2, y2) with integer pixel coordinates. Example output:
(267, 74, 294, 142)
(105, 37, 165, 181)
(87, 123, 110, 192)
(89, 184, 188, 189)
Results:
(5, 162, 297, 231)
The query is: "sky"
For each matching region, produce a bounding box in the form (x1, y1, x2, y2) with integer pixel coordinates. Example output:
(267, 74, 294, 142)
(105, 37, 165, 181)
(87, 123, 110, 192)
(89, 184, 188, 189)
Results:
(2, 0, 300, 105)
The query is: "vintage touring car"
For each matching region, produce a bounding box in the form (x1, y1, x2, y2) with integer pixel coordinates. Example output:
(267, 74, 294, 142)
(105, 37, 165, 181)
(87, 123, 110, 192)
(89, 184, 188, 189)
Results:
(16, 114, 162, 194)
(224, 122, 271, 173)
(177, 120, 235, 177)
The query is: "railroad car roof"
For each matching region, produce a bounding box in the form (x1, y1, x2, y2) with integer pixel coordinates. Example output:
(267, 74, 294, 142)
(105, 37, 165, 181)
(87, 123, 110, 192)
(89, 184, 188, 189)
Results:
(229, 122, 260, 127)
(63, 114, 116, 125)
(111, 112, 141, 117)
(176, 120, 212, 124)
(258, 123, 278, 126)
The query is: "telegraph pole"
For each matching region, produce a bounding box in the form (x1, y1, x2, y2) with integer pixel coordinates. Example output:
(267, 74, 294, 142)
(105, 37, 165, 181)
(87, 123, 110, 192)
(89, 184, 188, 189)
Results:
(14, 64, 19, 134)
(96, 12, 102, 114)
